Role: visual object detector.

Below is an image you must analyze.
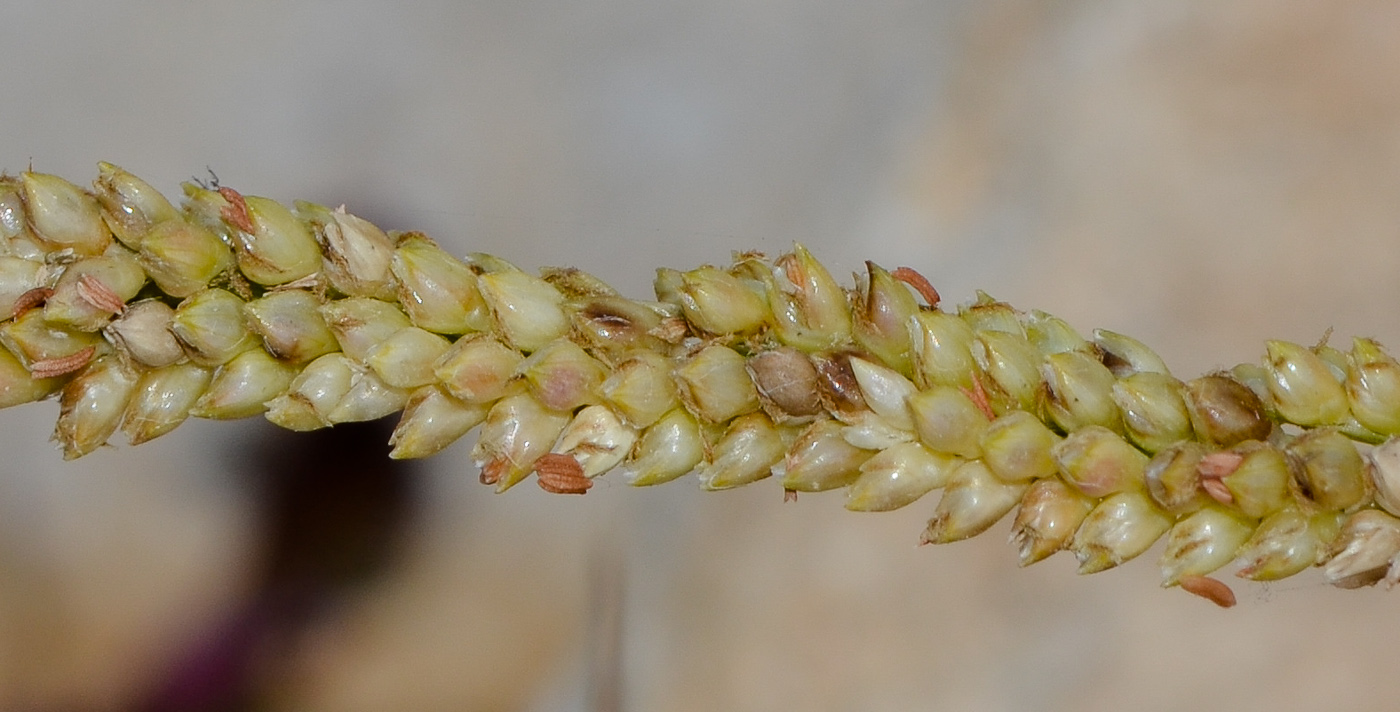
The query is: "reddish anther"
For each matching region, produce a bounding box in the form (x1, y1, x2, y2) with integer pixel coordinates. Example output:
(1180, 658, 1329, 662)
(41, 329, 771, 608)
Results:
(1201, 477, 1234, 505)
(76, 274, 125, 314)
(217, 186, 256, 234)
(783, 489, 798, 503)
(1198, 451, 1244, 480)
(534, 453, 592, 494)
(479, 458, 506, 486)
(778, 252, 804, 287)
(1179, 574, 1237, 608)
(961, 373, 996, 421)
(892, 266, 941, 307)
(1197, 451, 1241, 504)
(10, 287, 53, 319)
(29, 346, 96, 379)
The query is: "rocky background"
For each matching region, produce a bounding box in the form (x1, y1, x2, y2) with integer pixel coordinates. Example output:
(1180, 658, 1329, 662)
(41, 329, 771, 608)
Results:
(2, 2, 1399, 710)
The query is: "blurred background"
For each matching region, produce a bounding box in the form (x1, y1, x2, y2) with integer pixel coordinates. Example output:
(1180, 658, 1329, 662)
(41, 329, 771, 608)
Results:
(3, 1, 1400, 709)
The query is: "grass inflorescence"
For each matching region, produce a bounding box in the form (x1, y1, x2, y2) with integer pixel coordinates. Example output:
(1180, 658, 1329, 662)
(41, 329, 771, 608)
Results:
(5, 162, 1400, 606)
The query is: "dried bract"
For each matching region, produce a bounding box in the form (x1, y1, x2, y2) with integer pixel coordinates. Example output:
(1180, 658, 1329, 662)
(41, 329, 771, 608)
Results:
(572, 296, 666, 356)
(1368, 437, 1400, 517)
(1143, 441, 1210, 515)
(810, 350, 868, 417)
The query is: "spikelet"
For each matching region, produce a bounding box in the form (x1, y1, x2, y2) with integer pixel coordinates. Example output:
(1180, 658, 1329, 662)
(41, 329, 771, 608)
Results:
(12, 162, 1400, 603)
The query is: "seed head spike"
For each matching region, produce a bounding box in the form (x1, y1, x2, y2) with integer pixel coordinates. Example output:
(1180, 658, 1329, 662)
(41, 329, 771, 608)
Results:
(14, 162, 1400, 603)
